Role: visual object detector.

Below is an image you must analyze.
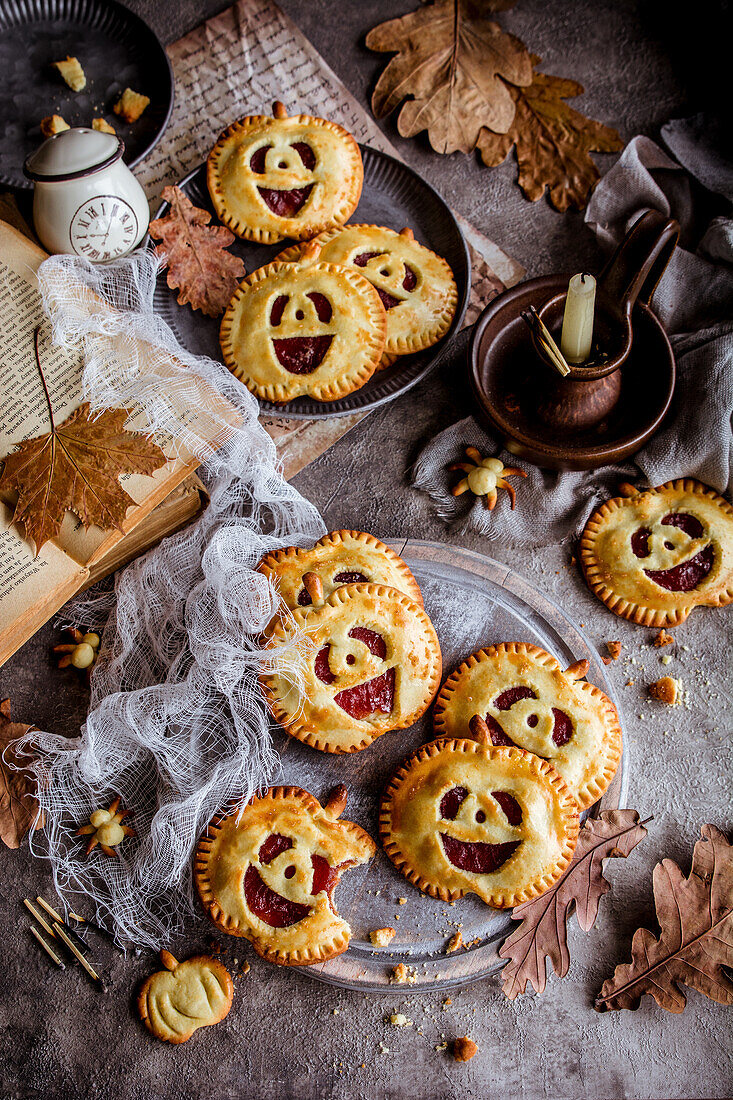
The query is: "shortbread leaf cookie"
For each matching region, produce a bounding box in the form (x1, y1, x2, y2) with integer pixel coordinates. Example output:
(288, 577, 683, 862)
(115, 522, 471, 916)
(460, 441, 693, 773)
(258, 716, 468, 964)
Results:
(219, 241, 386, 403)
(261, 583, 442, 753)
(433, 643, 622, 812)
(194, 785, 375, 966)
(207, 101, 363, 243)
(257, 529, 423, 616)
(275, 225, 458, 357)
(380, 733, 579, 908)
(137, 951, 233, 1044)
(580, 479, 733, 627)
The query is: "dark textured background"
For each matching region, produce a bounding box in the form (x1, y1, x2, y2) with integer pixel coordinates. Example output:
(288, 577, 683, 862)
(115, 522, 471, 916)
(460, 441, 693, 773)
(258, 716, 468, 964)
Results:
(1, 2, 731, 1098)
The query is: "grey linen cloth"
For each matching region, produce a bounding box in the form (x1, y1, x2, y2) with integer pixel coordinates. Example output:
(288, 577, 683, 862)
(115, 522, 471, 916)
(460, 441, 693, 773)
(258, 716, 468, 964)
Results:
(412, 130, 733, 547)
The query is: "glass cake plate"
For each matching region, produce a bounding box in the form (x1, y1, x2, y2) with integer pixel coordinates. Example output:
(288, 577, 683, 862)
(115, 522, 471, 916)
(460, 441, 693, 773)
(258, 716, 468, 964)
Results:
(270, 539, 627, 992)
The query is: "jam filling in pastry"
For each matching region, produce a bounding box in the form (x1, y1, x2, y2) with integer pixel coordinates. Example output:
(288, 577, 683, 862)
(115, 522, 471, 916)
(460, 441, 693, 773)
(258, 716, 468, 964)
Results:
(260, 583, 442, 753)
(194, 785, 375, 966)
(137, 951, 234, 1044)
(380, 727, 579, 908)
(433, 643, 622, 811)
(580, 479, 733, 626)
(207, 101, 363, 243)
(219, 241, 386, 403)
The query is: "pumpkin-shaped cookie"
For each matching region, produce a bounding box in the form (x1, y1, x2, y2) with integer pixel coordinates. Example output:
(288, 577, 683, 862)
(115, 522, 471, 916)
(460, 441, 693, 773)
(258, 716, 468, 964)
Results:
(194, 785, 375, 966)
(380, 730, 579, 908)
(207, 101, 363, 243)
(137, 951, 233, 1044)
(433, 643, 622, 811)
(220, 241, 386, 403)
(261, 584, 442, 753)
(275, 225, 458, 359)
(580, 479, 733, 626)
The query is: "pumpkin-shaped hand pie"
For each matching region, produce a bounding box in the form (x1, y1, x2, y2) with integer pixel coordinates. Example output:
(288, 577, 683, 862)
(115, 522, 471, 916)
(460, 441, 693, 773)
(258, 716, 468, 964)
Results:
(275, 225, 458, 360)
(260, 584, 442, 753)
(580, 479, 733, 627)
(219, 241, 386, 403)
(137, 951, 233, 1044)
(380, 730, 579, 908)
(207, 101, 363, 243)
(433, 643, 622, 811)
(257, 530, 423, 621)
(194, 785, 376, 966)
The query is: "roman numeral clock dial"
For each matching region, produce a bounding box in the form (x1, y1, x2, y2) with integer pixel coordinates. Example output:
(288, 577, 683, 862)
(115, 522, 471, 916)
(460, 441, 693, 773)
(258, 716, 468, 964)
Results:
(70, 196, 139, 261)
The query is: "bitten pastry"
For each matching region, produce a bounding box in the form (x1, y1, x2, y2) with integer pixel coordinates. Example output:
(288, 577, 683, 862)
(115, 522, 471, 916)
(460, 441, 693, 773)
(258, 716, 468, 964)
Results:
(194, 785, 376, 966)
(207, 101, 363, 244)
(580, 479, 733, 626)
(138, 950, 233, 1044)
(433, 643, 622, 811)
(219, 241, 386, 403)
(380, 728, 579, 908)
(261, 583, 441, 753)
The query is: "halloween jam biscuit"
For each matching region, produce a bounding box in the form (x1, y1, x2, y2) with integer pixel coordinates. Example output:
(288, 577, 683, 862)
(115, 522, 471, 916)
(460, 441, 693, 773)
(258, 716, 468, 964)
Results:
(194, 785, 375, 966)
(433, 643, 622, 812)
(257, 529, 423, 614)
(207, 101, 363, 244)
(380, 728, 579, 908)
(220, 242, 386, 403)
(580, 479, 733, 627)
(261, 584, 442, 753)
(275, 225, 458, 363)
(138, 950, 233, 1044)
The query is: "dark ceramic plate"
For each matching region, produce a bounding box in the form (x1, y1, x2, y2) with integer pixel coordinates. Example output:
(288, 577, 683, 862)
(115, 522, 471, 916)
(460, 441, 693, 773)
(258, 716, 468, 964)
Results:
(152, 146, 471, 420)
(0, 0, 173, 190)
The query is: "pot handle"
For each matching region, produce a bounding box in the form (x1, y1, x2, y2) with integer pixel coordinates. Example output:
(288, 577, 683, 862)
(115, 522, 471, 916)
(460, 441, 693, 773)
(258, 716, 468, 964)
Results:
(597, 209, 679, 315)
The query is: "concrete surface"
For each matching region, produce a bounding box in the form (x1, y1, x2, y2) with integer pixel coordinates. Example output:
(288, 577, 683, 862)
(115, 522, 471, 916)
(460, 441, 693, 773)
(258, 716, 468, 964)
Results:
(1, 3, 731, 1099)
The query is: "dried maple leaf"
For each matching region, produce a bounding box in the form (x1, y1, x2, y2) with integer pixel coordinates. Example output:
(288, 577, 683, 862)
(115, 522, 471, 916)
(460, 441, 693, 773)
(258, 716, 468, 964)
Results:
(596, 823, 733, 1014)
(366, 0, 532, 154)
(477, 56, 623, 211)
(0, 330, 167, 554)
(150, 186, 246, 317)
(499, 809, 649, 999)
(0, 698, 42, 849)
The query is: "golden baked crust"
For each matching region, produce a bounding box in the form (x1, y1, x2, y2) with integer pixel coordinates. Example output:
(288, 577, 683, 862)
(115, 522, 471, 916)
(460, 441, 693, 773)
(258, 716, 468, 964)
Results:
(380, 739, 579, 908)
(433, 642, 622, 812)
(137, 951, 233, 1044)
(194, 785, 375, 966)
(261, 583, 442, 753)
(274, 225, 458, 357)
(257, 530, 423, 616)
(219, 243, 386, 403)
(580, 479, 733, 627)
(207, 102, 363, 244)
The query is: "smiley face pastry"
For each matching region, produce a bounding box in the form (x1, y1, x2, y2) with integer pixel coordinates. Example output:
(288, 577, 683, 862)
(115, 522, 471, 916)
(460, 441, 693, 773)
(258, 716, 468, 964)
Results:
(207, 101, 363, 243)
(261, 584, 442, 753)
(433, 643, 622, 811)
(220, 241, 386, 403)
(275, 225, 458, 361)
(380, 729, 579, 908)
(580, 479, 733, 627)
(138, 951, 234, 1044)
(194, 785, 376, 966)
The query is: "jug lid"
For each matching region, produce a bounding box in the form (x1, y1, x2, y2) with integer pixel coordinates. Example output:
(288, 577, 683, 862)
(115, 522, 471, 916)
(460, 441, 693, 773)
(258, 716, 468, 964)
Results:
(24, 128, 124, 182)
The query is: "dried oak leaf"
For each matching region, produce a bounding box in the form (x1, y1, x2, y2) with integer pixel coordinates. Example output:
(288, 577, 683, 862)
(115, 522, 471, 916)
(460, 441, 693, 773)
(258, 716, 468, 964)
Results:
(499, 809, 648, 999)
(150, 186, 246, 317)
(596, 823, 733, 1014)
(366, 0, 532, 154)
(0, 699, 42, 849)
(477, 56, 623, 211)
(0, 402, 167, 554)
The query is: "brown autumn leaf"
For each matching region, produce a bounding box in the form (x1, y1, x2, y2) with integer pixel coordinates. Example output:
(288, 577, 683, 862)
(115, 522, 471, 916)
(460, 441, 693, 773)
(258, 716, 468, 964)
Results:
(366, 0, 532, 154)
(477, 56, 623, 211)
(150, 186, 246, 317)
(499, 809, 649, 999)
(0, 698, 42, 849)
(596, 823, 733, 1014)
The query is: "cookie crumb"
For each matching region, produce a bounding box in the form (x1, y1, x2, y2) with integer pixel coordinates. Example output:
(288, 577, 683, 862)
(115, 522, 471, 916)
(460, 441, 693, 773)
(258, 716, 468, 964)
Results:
(397, 897, 407, 905)
(452, 1037, 478, 1062)
(445, 932, 463, 954)
(40, 114, 69, 137)
(649, 676, 679, 705)
(389, 1013, 412, 1028)
(442, 997, 452, 1009)
(435, 1042, 448, 1052)
(661, 654, 672, 666)
(653, 629, 674, 647)
(370, 927, 396, 947)
(390, 963, 416, 985)
(606, 640, 622, 661)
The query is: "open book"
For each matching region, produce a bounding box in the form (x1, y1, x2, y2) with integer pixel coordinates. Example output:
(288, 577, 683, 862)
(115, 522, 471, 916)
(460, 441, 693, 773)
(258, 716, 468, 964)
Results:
(0, 220, 228, 667)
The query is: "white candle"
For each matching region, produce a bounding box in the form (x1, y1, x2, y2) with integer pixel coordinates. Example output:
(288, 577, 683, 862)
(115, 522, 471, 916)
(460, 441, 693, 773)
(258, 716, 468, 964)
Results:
(560, 272, 596, 364)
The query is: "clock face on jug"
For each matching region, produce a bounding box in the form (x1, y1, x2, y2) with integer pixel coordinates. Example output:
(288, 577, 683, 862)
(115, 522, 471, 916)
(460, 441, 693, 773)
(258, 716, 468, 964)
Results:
(70, 195, 139, 260)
